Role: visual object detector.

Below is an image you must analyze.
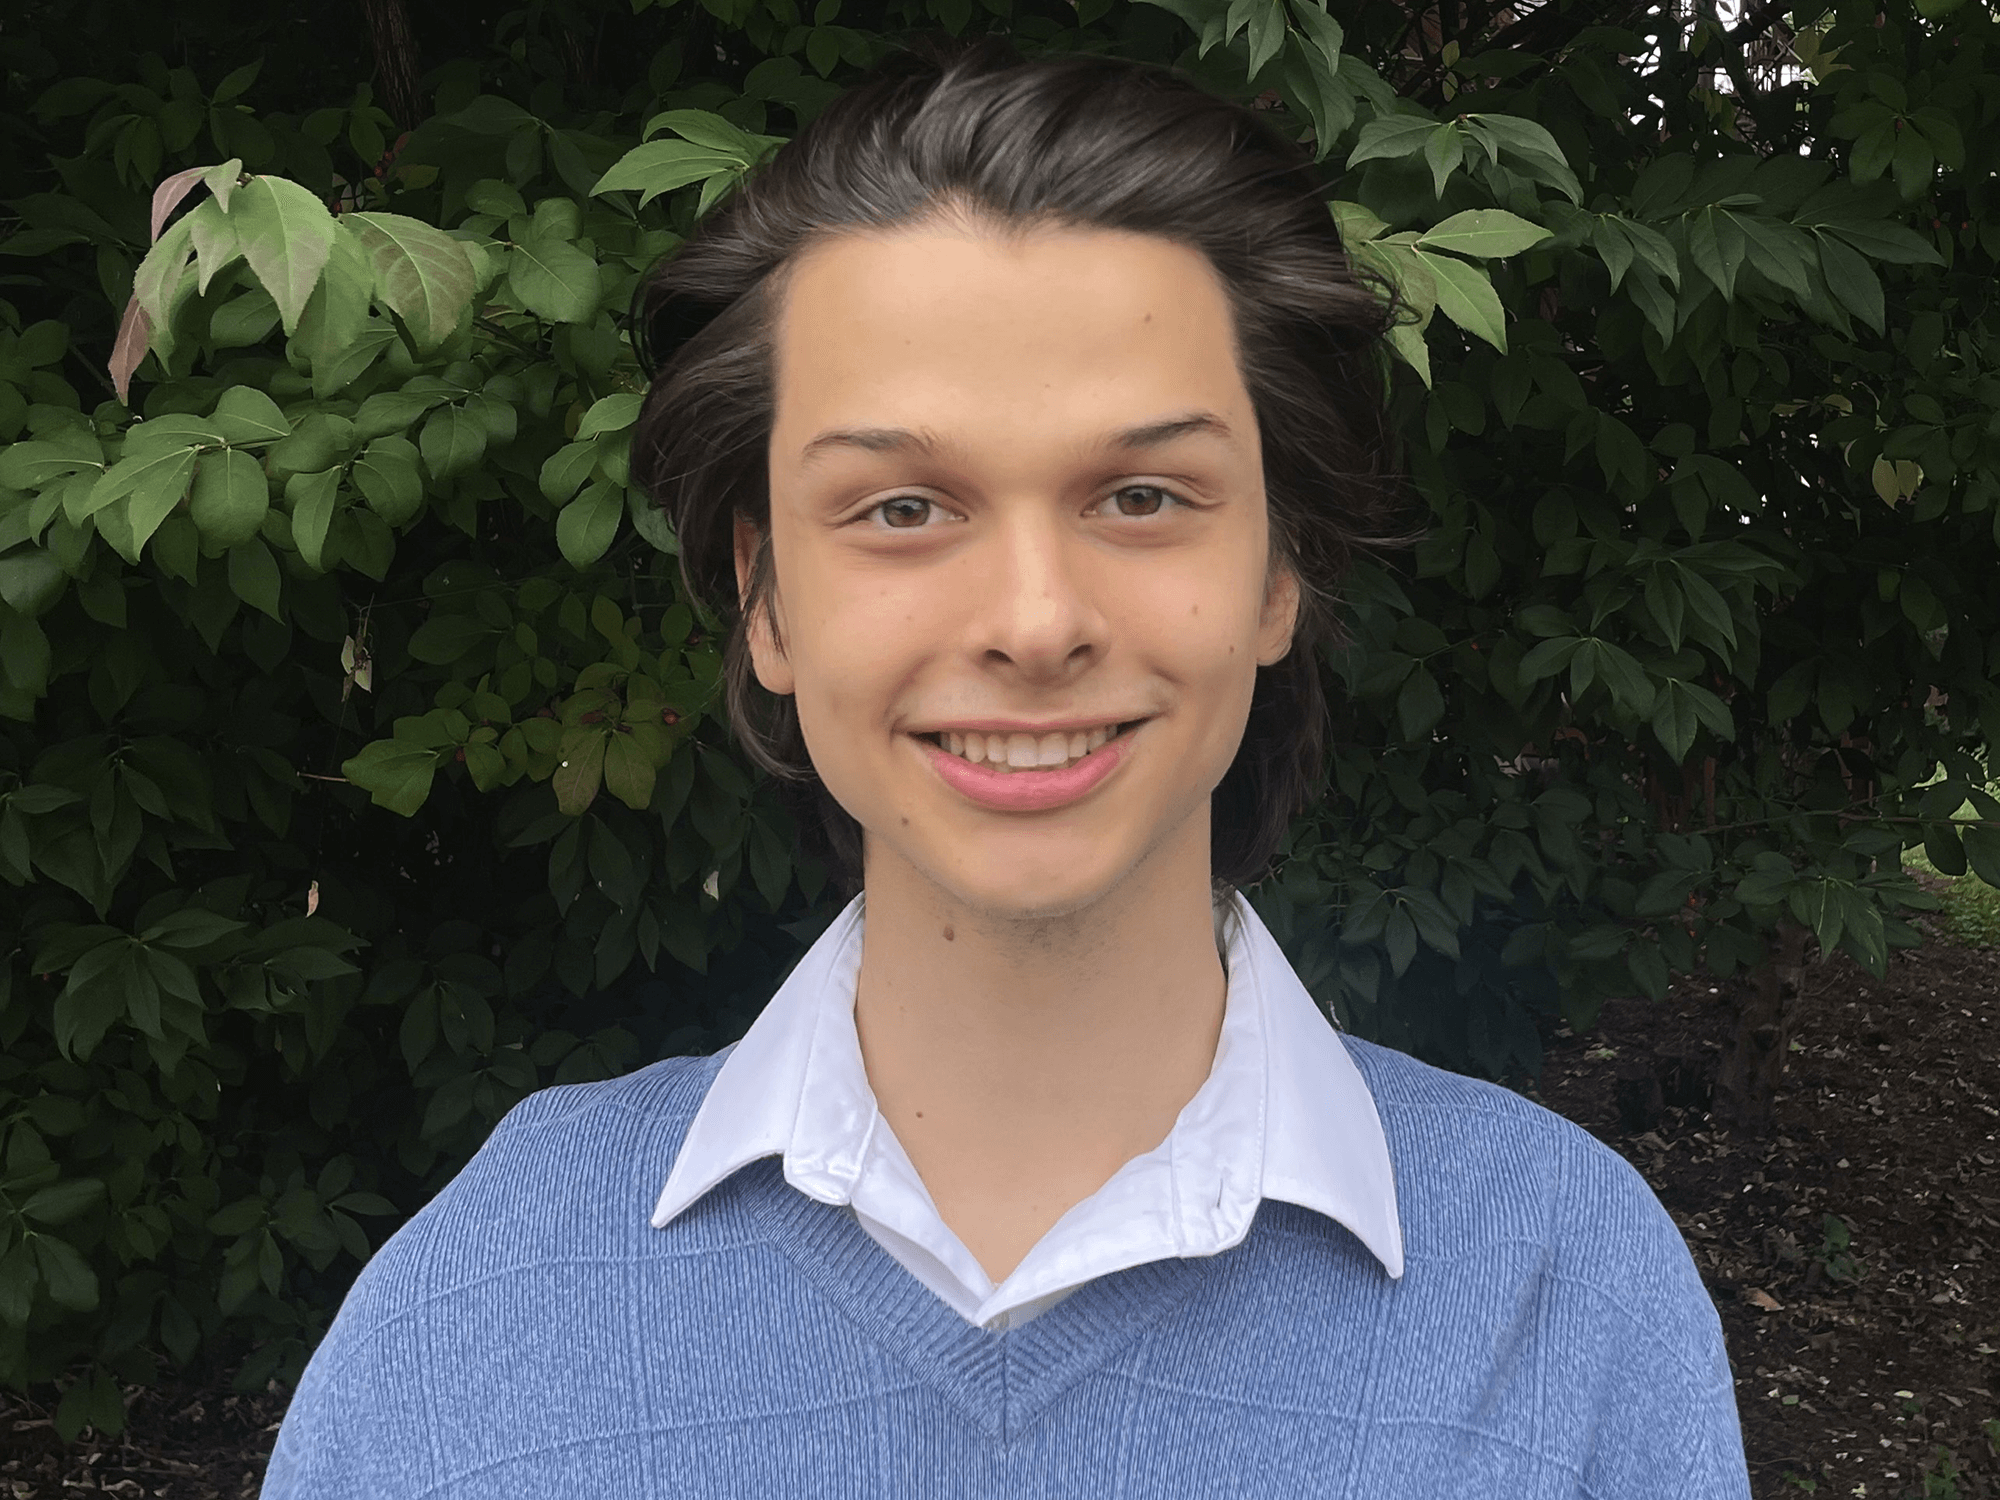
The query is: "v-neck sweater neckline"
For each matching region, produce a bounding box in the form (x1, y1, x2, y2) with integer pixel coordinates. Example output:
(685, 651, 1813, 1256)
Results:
(735, 1151, 1222, 1442)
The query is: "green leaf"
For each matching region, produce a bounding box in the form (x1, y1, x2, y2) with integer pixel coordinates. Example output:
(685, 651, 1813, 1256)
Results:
(352, 390, 443, 441)
(1518, 636, 1582, 683)
(556, 480, 622, 568)
(1415, 249, 1507, 351)
(1592, 641, 1655, 714)
(1733, 213, 1812, 298)
(1686, 207, 1746, 300)
(341, 739, 440, 817)
(591, 140, 748, 208)
(552, 729, 607, 815)
(344, 212, 480, 349)
(1593, 217, 1635, 290)
(1383, 320, 1431, 386)
(0, 1242, 37, 1326)
(352, 436, 424, 526)
(211, 386, 290, 444)
(640, 109, 766, 157)
(1625, 268, 1677, 344)
(139, 907, 248, 948)
(1621, 218, 1680, 289)
(186, 198, 242, 294)
(1461, 113, 1582, 202)
(1962, 825, 2000, 888)
(0, 548, 64, 618)
(311, 321, 397, 399)
(603, 732, 657, 810)
(1422, 124, 1464, 201)
(52, 941, 127, 1059)
(1417, 209, 1552, 259)
(228, 175, 339, 333)
(1245, 0, 1287, 78)
(1890, 130, 1933, 201)
(1329, 199, 1390, 246)
(188, 447, 271, 548)
(287, 469, 340, 571)
(407, 612, 500, 665)
(1384, 905, 1417, 976)
(576, 393, 643, 439)
(1288, 0, 1344, 70)
(32, 1234, 98, 1311)
(463, 392, 518, 446)
(131, 215, 196, 327)
(1345, 113, 1439, 169)
(1395, 667, 1445, 740)
(539, 441, 598, 504)
(507, 230, 600, 325)
(291, 226, 375, 369)
(89, 447, 199, 547)
(0, 441, 99, 491)
(464, 179, 527, 217)
(22, 1178, 105, 1227)
(419, 406, 487, 479)
(628, 485, 679, 555)
(1812, 236, 1883, 335)
(227, 537, 283, 621)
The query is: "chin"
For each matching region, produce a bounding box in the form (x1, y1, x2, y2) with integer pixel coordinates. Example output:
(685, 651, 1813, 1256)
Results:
(922, 819, 1184, 923)
(946, 866, 1122, 923)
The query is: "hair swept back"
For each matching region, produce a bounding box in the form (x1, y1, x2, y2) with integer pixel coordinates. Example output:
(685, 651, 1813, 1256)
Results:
(630, 35, 1408, 892)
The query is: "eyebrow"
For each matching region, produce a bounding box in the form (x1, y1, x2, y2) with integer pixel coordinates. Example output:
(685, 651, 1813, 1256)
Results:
(796, 410, 1235, 464)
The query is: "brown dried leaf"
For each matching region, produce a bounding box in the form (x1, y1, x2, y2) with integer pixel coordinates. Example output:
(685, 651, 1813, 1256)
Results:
(108, 295, 151, 405)
(149, 165, 212, 243)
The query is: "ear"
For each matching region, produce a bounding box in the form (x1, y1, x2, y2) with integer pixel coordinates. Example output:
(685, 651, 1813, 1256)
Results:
(733, 515, 796, 696)
(1254, 562, 1301, 667)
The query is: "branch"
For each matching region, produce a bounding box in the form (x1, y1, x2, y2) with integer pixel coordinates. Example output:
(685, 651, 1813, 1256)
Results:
(1726, 0, 1793, 47)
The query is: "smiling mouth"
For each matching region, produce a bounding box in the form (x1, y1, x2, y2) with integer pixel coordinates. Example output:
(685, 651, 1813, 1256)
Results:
(915, 720, 1145, 775)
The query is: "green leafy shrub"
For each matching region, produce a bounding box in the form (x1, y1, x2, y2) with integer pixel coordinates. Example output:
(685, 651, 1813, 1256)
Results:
(2, 0, 1996, 1436)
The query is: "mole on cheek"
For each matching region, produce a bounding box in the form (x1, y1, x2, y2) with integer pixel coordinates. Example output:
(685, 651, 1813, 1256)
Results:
(943, 925, 955, 942)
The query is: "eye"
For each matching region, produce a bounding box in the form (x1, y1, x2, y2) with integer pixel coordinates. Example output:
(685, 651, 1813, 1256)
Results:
(1095, 485, 1182, 518)
(869, 495, 948, 529)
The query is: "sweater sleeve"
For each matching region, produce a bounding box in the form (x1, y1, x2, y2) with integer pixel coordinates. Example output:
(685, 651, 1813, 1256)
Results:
(1554, 1131, 1753, 1500)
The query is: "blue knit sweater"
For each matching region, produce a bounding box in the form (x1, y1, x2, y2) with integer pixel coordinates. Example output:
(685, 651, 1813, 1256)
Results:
(262, 1035, 1750, 1498)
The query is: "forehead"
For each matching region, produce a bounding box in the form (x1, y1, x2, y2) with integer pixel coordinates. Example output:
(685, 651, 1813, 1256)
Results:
(767, 221, 1253, 446)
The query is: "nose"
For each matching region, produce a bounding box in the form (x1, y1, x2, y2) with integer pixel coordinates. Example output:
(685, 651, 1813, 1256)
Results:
(969, 505, 1105, 684)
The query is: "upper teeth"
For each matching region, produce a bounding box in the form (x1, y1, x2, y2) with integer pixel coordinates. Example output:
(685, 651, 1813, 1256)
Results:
(939, 725, 1117, 772)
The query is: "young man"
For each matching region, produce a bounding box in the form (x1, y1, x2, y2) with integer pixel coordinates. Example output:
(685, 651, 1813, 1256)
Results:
(264, 42, 1752, 1497)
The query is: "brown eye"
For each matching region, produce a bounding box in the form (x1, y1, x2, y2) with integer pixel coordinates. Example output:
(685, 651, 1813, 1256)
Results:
(1110, 486, 1171, 517)
(878, 497, 933, 528)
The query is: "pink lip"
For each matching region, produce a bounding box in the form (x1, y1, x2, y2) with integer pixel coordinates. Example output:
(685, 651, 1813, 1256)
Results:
(920, 717, 1133, 736)
(921, 731, 1128, 812)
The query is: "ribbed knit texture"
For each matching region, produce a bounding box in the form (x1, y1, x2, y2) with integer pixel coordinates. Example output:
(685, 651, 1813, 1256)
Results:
(262, 1035, 1750, 1499)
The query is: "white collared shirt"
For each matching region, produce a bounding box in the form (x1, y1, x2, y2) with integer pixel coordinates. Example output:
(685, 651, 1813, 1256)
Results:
(652, 890, 1403, 1332)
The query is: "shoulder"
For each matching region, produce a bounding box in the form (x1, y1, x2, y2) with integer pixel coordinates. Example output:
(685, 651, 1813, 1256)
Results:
(486, 1047, 723, 1136)
(1339, 1029, 1676, 1231)
(329, 1052, 724, 1325)
(1338, 1033, 1727, 1381)
(263, 1054, 728, 1495)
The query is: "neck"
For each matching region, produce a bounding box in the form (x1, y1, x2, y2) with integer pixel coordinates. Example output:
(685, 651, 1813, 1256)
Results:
(851, 815, 1227, 1283)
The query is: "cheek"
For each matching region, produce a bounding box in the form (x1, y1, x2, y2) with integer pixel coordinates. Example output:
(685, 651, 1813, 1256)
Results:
(781, 565, 922, 761)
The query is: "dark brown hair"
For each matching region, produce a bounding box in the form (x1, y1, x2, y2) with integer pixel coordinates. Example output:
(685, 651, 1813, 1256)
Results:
(630, 36, 1406, 891)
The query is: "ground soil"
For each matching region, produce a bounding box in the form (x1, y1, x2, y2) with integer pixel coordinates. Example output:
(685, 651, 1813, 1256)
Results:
(3, 915, 1997, 1498)
(1529, 906, 2000, 1498)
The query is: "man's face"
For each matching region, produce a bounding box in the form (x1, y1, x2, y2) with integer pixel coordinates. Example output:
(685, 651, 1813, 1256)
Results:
(749, 219, 1296, 919)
